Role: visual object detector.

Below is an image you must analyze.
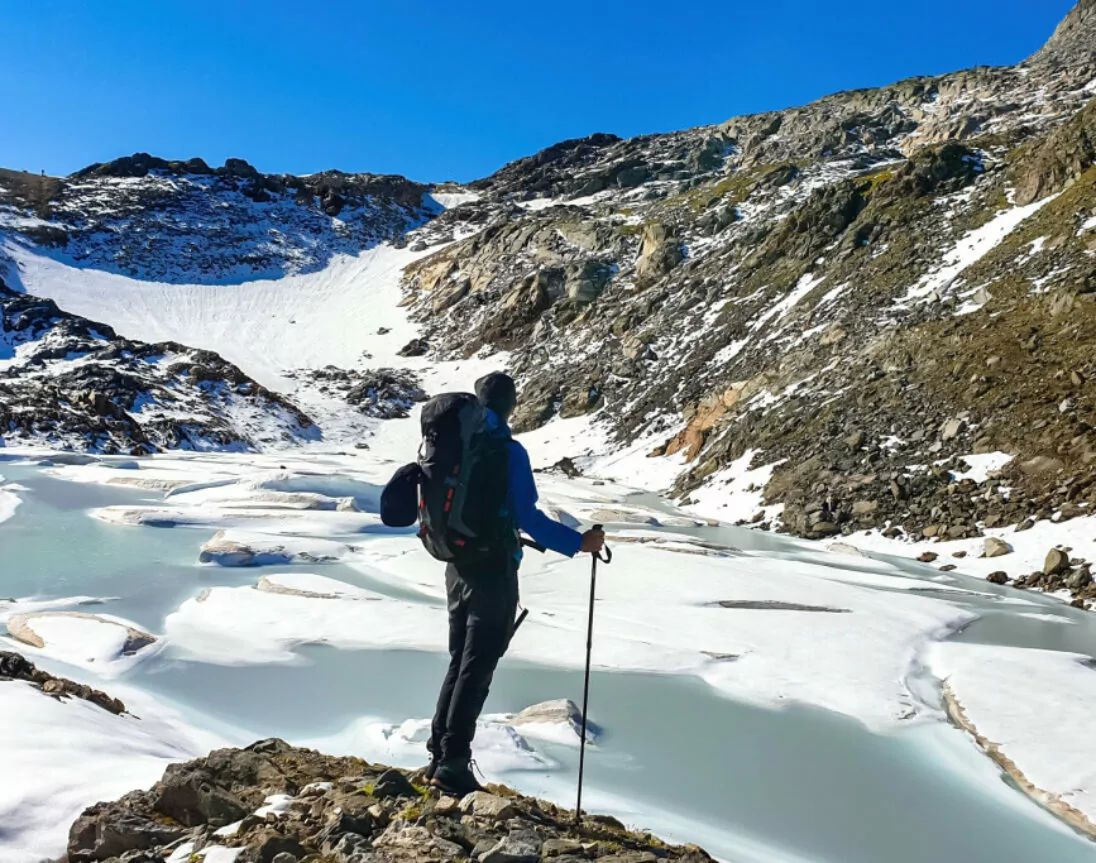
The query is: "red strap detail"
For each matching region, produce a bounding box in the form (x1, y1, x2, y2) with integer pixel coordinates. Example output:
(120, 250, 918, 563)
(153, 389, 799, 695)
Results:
(444, 501, 451, 512)
(454, 538, 466, 546)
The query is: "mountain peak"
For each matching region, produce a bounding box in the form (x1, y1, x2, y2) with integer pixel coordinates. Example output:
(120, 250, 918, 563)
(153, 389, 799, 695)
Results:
(1033, 0, 1096, 66)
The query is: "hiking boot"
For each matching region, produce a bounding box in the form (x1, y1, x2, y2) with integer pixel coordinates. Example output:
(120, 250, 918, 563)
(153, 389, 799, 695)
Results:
(430, 759, 485, 796)
(423, 756, 438, 782)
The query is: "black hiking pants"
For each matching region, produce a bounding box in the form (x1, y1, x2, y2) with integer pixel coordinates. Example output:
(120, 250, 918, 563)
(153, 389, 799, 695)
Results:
(429, 552, 518, 764)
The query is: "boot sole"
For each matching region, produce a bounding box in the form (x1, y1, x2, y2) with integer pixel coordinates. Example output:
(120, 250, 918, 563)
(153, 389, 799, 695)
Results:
(429, 776, 484, 796)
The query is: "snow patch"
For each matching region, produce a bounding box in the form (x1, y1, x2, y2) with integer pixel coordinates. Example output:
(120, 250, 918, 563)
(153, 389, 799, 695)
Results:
(3, 612, 159, 678)
(684, 451, 785, 524)
(896, 195, 1058, 306)
(951, 452, 1014, 484)
(0, 483, 21, 525)
(427, 190, 481, 210)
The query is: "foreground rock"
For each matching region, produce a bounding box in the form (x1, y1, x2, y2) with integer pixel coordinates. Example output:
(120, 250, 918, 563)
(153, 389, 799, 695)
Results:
(68, 739, 712, 863)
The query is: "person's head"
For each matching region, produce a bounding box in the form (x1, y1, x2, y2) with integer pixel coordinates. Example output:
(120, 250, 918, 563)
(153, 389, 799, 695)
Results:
(475, 372, 517, 421)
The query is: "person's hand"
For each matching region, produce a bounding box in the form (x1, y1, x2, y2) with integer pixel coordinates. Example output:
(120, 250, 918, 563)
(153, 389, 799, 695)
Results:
(580, 527, 606, 554)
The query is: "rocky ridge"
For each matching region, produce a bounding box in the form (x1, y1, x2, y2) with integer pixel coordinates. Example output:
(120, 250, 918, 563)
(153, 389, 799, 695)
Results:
(67, 737, 711, 863)
(0, 277, 316, 453)
(0, 155, 432, 283)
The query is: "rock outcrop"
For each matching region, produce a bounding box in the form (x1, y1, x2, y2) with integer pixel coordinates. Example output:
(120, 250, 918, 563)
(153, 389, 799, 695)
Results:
(286, 367, 428, 419)
(67, 739, 713, 863)
(1, 158, 431, 283)
(0, 651, 126, 715)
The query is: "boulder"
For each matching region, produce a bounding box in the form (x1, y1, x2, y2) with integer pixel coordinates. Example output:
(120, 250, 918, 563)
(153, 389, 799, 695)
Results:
(1045, 548, 1071, 575)
(396, 338, 430, 358)
(459, 791, 517, 821)
(983, 537, 1012, 558)
(986, 571, 1009, 585)
(373, 768, 417, 799)
(1067, 566, 1092, 591)
(68, 802, 185, 862)
(199, 532, 256, 566)
(480, 829, 542, 863)
(940, 419, 966, 441)
(509, 699, 583, 730)
(635, 222, 683, 283)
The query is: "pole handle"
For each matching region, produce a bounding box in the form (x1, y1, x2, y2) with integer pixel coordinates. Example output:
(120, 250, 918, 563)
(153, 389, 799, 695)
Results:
(590, 523, 612, 563)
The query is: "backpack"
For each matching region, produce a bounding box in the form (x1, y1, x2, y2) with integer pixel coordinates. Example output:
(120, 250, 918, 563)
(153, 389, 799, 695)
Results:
(379, 392, 515, 562)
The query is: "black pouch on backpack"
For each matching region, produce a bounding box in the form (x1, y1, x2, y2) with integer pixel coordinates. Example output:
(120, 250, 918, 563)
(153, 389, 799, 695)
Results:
(380, 462, 424, 528)
(417, 392, 514, 562)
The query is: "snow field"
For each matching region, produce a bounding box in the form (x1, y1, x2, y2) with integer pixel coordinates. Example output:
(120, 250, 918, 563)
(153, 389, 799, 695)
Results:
(0, 680, 227, 863)
(38, 452, 976, 730)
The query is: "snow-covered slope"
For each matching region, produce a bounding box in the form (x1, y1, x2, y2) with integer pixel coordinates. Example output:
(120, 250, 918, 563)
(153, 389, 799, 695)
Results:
(0, 281, 316, 453)
(5, 241, 428, 390)
(0, 158, 457, 450)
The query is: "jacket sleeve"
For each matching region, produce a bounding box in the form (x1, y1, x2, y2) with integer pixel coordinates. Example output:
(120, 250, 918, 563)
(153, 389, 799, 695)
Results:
(507, 441, 584, 558)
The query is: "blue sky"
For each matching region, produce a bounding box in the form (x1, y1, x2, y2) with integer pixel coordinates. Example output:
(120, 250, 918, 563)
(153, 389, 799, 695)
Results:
(0, 0, 1078, 182)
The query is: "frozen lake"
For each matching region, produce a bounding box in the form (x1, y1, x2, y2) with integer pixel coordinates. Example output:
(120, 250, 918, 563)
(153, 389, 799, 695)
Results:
(2, 458, 1096, 862)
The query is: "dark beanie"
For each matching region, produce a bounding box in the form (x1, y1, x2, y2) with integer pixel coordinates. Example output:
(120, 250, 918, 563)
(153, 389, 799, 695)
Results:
(475, 372, 517, 419)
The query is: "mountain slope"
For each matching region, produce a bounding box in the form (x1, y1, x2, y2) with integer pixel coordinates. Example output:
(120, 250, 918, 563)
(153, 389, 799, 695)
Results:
(397, 2, 1096, 566)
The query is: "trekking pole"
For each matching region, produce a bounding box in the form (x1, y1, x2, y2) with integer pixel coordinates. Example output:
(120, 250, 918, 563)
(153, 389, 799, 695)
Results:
(575, 524, 611, 826)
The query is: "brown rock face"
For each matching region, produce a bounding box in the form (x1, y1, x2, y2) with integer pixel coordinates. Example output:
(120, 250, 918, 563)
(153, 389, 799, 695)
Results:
(663, 385, 746, 461)
(1013, 100, 1096, 205)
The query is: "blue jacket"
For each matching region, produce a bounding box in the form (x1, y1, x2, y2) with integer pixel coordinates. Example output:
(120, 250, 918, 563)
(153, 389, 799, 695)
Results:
(485, 409, 583, 558)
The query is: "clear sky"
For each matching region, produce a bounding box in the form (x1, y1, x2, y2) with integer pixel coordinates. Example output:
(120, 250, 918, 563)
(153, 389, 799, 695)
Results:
(0, 0, 1079, 183)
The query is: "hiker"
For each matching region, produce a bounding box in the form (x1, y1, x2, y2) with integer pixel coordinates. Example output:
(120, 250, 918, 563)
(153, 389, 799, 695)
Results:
(425, 372, 606, 795)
